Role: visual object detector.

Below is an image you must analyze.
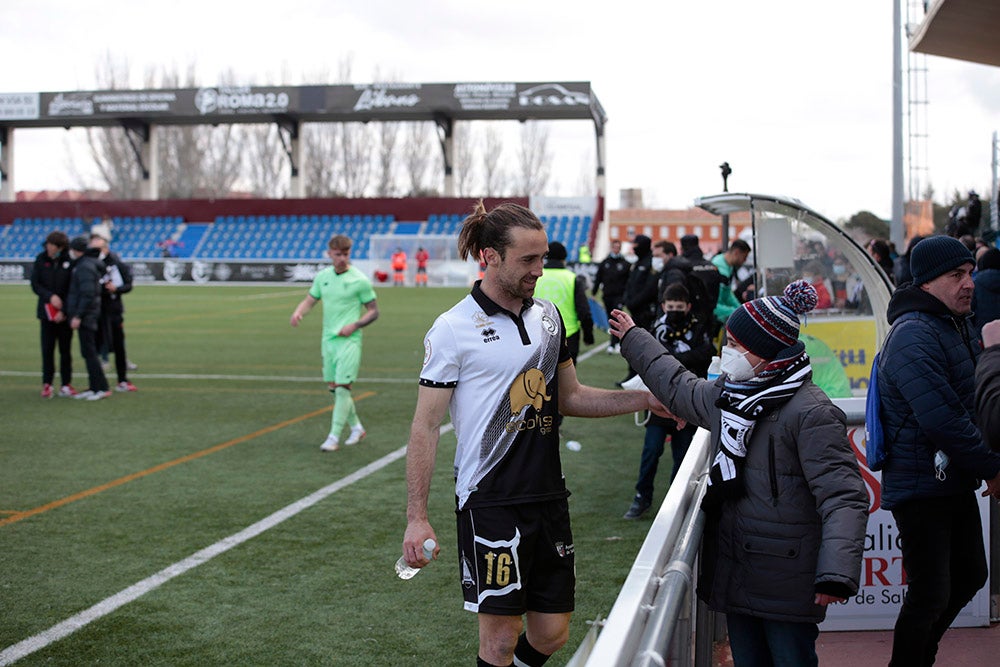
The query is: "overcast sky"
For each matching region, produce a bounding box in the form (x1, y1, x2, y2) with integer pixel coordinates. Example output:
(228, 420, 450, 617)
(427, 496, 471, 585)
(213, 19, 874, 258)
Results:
(2, 0, 998, 221)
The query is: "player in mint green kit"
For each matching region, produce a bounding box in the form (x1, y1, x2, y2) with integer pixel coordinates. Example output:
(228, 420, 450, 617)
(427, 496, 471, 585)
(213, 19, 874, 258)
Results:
(291, 234, 380, 451)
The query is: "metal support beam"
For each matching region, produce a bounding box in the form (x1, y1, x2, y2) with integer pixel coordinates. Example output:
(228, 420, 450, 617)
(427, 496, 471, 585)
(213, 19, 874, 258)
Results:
(594, 121, 606, 197)
(121, 120, 151, 179)
(0, 127, 12, 203)
(276, 117, 303, 197)
(434, 113, 454, 197)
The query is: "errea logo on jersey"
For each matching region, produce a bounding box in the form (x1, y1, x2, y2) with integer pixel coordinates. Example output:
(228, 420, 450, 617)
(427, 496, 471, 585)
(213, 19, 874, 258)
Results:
(481, 327, 500, 343)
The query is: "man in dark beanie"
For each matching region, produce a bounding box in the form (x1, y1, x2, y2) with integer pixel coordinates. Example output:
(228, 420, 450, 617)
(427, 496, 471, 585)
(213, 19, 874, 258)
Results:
(608, 281, 867, 665)
(65, 236, 111, 401)
(619, 234, 659, 385)
(877, 234, 1000, 665)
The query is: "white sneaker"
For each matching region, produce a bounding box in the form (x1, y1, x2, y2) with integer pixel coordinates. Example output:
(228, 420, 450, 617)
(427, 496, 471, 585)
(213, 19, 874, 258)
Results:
(320, 435, 340, 452)
(87, 390, 112, 401)
(74, 390, 96, 400)
(345, 425, 366, 446)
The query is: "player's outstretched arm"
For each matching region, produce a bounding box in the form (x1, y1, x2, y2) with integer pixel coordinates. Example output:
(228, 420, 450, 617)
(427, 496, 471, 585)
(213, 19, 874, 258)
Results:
(290, 295, 319, 327)
(403, 384, 451, 567)
(557, 360, 685, 426)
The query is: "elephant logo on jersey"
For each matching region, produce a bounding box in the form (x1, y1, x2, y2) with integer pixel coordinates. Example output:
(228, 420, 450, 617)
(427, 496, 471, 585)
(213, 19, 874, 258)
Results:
(509, 368, 551, 414)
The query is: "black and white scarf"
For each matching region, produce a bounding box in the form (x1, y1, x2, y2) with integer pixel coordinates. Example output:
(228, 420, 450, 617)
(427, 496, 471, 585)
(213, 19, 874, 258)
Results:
(703, 343, 812, 509)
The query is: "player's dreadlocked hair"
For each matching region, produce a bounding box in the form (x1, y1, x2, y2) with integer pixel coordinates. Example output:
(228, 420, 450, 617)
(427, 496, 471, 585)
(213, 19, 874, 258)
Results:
(457, 200, 544, 262)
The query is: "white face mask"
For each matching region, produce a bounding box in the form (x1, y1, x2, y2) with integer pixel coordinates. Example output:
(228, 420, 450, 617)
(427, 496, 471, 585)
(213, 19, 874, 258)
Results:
(720, 345, 759, 381)
(651, 257, 665, 272)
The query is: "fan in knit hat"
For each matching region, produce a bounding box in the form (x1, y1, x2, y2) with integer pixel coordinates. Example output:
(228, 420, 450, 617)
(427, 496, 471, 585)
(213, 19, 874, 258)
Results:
(909, 235, 974, 286)
(725, 280, 819, 361)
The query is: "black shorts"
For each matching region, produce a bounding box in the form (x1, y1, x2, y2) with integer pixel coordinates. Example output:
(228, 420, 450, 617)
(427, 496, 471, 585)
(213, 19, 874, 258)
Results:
(455, 498, 575, 615)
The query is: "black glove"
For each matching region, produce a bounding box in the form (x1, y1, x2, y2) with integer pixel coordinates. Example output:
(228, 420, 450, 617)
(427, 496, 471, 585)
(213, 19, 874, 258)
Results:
(582, 327, 595, 346)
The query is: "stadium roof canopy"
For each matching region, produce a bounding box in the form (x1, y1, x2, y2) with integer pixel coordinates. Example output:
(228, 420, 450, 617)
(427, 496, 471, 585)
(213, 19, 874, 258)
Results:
(0, 81, 608, 201)
(909, 0, 1000, 67)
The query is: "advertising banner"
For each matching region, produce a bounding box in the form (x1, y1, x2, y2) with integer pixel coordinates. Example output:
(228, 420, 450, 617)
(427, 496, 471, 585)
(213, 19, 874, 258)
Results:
(7, 82, 602, 126)
(820, 426, 992, 631)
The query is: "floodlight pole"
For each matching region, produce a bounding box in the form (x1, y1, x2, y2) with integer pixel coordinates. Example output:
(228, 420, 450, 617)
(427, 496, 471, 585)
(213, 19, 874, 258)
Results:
(891, 0, 905, 249)
(720, 162, 731, 250)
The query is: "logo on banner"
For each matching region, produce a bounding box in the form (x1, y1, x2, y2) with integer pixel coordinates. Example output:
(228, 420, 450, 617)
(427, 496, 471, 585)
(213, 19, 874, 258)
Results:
(48, 93, 94, 116)
(353, 87, 420, 111)
(517, 84, 589, 107)
(163, 260, 185, 284)
(191, 261, 213, 284)
(194, 87, 290, 115)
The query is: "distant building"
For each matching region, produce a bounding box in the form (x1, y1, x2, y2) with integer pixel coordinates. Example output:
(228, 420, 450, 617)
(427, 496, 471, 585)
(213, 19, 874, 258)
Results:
(609, 206, 752, 257)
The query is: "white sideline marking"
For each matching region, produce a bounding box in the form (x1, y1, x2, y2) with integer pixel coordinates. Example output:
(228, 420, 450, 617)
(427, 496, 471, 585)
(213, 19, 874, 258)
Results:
(0, 370, 415, 384)
(0, 427, 453, 666)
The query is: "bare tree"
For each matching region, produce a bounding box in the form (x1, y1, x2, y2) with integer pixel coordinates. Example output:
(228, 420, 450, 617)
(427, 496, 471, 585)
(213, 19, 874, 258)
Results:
(81, 56, 246, 199)
(303, 121, 343, 197)
(481, 122, 507, 197)
(243, 124, 289, 198)
(453, 121, 477, 196)
(157, 66, 243, 198)
(402, 122, 437, 196)
(83, 53, 144, 198)
(514, 121, 552, 196)
(338, 122, 373, 197)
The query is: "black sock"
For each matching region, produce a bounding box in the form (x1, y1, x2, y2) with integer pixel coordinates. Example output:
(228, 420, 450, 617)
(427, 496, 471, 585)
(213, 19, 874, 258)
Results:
(513, 633, 550, 666)
(477, 657, 512, 667)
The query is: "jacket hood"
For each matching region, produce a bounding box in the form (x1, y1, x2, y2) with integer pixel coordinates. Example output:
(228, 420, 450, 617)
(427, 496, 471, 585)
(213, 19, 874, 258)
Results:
(886, 283, 954, 324)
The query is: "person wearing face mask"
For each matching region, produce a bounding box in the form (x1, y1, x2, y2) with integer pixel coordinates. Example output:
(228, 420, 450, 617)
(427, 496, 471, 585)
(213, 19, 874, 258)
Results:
(622, 282, 714, 519)
(608, 280, 867, 667)
(801, 260, 832, 310)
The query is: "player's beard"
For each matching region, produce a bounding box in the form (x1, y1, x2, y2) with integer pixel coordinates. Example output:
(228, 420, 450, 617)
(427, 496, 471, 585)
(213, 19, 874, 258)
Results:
(495, 269, 536, 303)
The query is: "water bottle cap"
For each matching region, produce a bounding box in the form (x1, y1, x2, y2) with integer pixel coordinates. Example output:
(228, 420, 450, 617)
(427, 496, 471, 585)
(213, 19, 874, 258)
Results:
(422, 538, 436, 550)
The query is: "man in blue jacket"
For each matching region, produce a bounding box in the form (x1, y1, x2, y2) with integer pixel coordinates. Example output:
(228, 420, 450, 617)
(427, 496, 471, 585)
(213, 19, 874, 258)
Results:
(877, 235, 1000, 666)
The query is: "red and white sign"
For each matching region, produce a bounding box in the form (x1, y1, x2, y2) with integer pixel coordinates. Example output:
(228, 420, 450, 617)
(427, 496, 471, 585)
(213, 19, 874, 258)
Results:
(820, 426, 992, 630)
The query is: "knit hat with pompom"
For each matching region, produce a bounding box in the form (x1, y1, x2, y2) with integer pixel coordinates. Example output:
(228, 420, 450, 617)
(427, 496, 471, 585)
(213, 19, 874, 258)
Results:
(725, 280, 818, 360)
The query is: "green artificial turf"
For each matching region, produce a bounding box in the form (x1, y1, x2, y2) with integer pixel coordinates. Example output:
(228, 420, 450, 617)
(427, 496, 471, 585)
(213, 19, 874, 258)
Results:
(0, 284, 670, 666)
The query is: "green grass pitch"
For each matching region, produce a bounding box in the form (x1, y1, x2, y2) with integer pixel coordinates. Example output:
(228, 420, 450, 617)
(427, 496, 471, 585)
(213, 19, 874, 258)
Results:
(0, 283, 671, 666)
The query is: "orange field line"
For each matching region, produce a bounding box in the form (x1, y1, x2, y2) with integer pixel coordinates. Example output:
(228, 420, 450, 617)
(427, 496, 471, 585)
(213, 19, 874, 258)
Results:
(0, 392, 374, 529)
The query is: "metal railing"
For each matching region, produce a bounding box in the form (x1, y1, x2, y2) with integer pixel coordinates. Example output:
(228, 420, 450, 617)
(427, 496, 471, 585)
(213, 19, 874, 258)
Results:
(568, 427, 713, 667)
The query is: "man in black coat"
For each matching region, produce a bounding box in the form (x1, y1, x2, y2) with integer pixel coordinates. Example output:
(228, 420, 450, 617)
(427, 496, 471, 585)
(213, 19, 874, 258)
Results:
(66, 237, 111, 400)
(592, 239, 630, 353)
(89, 227, 137, 392)
(618, 235, 659, 385)
(976, 319, 1000, 453)
(30, 231, 76, 398)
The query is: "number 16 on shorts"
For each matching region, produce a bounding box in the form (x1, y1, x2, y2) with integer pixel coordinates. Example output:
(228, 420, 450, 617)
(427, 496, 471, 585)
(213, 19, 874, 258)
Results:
(460, 528, 522, 611)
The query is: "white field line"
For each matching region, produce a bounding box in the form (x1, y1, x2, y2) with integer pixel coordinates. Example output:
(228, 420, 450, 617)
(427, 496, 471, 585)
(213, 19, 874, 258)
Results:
(0, 370, 414, 384)
(1, 342, 609, 384)
(0, 427, 453, 666)
(0, 344, 612, 664)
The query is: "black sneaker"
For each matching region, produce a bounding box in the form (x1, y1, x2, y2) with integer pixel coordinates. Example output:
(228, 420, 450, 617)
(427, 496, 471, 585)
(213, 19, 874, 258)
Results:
(623, 498, 651, 519)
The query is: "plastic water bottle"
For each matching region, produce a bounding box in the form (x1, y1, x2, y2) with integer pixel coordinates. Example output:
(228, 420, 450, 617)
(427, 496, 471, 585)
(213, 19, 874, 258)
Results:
(707, 355, 721, 381)
(395, 538, 436, 580)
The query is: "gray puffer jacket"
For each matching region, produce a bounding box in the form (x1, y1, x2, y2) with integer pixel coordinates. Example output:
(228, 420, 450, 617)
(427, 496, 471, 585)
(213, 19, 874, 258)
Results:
(621, 326, 868, 623)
